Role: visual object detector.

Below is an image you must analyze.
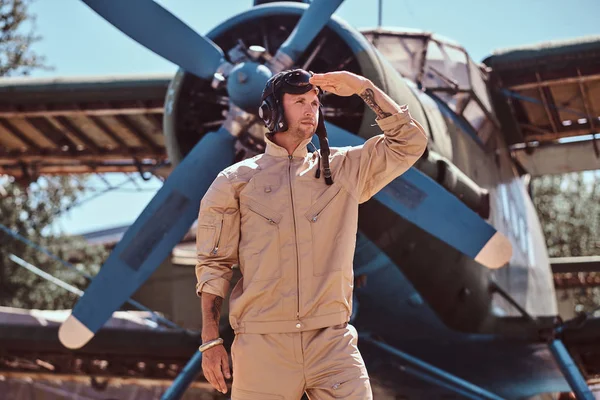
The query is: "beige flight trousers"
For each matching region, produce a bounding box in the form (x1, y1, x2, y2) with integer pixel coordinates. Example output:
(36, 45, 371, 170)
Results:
(230, 323, 372, 400)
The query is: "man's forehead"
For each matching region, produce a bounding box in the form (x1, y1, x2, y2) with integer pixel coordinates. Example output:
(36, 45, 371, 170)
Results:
(283, 88, 320, 101)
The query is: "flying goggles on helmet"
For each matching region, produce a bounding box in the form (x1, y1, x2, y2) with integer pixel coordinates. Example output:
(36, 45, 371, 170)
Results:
(259, 69, 333, 185)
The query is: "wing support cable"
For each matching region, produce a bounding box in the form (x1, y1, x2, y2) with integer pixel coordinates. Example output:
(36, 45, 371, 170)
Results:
(501, 89, 593, 121)
(489, 280, 536, 322)
(0, 223, 188, 333)
(54, 160, 170, 218)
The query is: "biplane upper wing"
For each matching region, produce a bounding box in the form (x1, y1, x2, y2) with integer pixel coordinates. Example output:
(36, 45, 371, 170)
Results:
(484, 35, 600, 176)
(3, 35, 598, 181)
(0, 74, 172, 182)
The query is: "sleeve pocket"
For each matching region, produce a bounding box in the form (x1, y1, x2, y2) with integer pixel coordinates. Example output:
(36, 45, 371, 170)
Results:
(196, 224, 217, 255)
(217, 210, 239, 256)
(197, 208, 239, 257)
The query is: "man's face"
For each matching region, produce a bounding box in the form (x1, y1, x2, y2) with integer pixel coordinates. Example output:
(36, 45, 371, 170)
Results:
(281, 89, 320, 141)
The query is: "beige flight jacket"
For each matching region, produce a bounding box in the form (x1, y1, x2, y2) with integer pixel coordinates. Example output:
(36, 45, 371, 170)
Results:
(195, 106, 428, 335)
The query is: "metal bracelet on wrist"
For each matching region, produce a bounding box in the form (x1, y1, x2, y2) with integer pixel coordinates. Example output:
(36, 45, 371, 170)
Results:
(198, 337, 224, 353)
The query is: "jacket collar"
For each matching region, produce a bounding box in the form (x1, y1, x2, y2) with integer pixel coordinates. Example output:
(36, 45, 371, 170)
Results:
(265, 134, 313, 158)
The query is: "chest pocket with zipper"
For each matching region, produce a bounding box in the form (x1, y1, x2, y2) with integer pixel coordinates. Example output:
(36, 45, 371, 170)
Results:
(240, 198, 283, 283)
(305, 183, 344, 276)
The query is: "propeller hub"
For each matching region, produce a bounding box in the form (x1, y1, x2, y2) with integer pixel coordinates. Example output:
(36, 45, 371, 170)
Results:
(226, 61, 272, 113)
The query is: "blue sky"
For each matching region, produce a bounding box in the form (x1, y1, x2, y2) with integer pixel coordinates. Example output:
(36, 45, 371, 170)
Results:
(24, 0, 598, 235)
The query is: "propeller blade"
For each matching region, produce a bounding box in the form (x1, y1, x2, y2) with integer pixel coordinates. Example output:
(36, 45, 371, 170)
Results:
(82, 0, 226, 80)
(58, 127, 237, 349)
(324, 122, 513, 270)
(275, 0, 344, 66)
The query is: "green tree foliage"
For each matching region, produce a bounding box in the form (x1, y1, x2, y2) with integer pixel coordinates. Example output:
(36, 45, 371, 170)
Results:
(532, 171, 599, 257)
(0, 0, 108, 309)
(0, 176, 109, 309)
(532, 170, 600, 313)
(0, 0, 48, 76)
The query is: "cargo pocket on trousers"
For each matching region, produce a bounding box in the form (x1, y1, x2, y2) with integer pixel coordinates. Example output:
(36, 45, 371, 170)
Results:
(232, 387, 284, 400)
(327, 371, 367, 399)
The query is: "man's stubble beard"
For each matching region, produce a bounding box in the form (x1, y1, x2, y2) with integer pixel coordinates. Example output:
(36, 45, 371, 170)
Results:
(288, 123, 313, 143)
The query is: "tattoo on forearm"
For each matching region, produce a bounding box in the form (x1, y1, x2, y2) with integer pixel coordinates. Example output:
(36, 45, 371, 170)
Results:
(359, 88, 392, 119)
(210, 296, 223, 322)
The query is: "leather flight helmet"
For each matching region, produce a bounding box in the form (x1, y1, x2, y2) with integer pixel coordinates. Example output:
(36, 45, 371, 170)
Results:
(258, 69, 333, 185)
(259, 69, 321, 134)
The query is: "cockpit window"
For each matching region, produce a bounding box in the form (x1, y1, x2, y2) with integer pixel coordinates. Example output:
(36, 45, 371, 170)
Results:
(368, 34, 425, 83)
(422, 40, 469, 91)
(362, 29, 498, 147)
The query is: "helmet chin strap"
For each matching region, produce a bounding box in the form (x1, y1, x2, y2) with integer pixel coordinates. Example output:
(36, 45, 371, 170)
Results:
(314, 106, 333, 185)
(262, 76, 331, 185)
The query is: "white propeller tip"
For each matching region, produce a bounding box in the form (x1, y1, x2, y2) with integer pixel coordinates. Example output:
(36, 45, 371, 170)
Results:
(475, 231, 513, 269)
(59, 314, 94, 349)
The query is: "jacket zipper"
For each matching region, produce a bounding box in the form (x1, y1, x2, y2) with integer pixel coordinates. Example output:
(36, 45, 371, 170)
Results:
(210, 217, 224, 255)
(288, 155, 301, 321)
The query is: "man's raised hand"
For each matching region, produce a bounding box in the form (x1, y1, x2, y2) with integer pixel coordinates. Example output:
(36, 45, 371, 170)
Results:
(309, 71, 371, 97)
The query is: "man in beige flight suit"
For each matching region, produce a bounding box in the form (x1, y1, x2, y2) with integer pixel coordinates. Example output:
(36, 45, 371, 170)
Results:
(195, 69, 428, 399)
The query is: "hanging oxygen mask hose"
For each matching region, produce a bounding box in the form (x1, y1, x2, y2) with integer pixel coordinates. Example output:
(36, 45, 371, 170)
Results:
(259, 69, 333, 185)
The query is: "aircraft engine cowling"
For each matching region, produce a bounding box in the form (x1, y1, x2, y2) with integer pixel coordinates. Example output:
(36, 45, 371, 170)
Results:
(162, 2, 429, 165)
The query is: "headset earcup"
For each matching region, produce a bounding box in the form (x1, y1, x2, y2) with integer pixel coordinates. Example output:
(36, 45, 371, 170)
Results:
(259, 98, 276, 131)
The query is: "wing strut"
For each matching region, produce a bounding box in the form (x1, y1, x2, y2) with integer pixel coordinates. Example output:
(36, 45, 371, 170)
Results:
(549, 315, 597, 400)
(160, 351, 204, 400)
(360, 333, 506, 400)
(549, 340, 594, 400)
